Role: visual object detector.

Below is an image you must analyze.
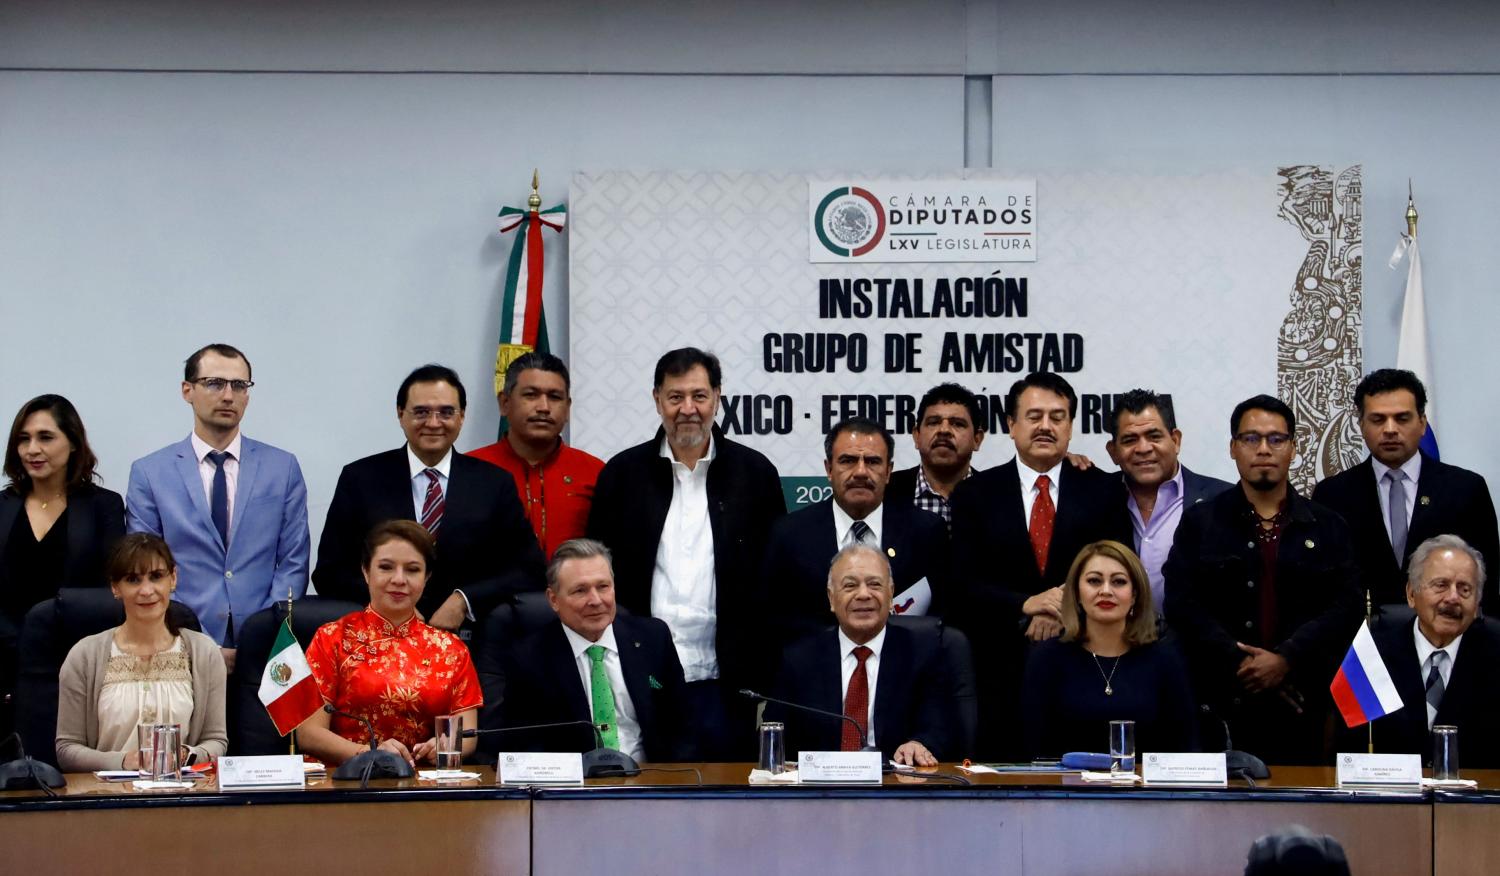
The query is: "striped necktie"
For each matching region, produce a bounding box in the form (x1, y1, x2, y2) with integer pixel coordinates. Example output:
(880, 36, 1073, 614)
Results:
(419, 468, 444, 536)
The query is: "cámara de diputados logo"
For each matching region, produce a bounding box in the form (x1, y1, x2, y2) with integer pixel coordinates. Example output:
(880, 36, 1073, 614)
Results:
(809, 178, 1036, 264)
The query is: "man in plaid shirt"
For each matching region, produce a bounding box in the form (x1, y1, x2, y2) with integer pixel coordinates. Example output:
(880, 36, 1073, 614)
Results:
(887, 383, 987, 527)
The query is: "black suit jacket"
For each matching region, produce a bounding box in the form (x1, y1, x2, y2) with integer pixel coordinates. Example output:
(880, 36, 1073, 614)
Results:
(0, 485, 124, 623)
(1181, 465, 1236, 509)
(886, 466, 919, 509)
(494, 615, 691, 762)
(764, 499, 950, 646)
(1342, 614, 1500, 767)
(1312, 454, 1500, 609)
(586, 425, 785, 689)
(768, 623, 953, 761)
(950, 458, 1133, 620)
(311, 448, 545, 621)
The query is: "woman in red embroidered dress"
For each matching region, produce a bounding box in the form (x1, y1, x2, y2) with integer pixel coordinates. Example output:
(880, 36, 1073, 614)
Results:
(295, 520, 481, 767)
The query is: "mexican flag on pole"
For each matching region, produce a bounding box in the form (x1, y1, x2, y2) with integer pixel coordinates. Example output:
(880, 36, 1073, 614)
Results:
(258, 618, 322, 736)
(494, 173, 566, 436)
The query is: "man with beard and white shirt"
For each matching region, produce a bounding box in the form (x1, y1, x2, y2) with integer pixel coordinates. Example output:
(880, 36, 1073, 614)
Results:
(1105, 389, 1231, 615)
(587, 347, 785, 759)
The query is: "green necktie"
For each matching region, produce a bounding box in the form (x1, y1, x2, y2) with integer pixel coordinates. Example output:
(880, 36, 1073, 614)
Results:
(586, 645, 620, 750)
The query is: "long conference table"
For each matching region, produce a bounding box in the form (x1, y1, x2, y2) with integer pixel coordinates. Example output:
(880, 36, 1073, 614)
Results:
(3, 764, 1497, 875)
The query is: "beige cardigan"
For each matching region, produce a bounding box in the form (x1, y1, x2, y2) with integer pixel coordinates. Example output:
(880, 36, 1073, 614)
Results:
(55, 627, 228, 772)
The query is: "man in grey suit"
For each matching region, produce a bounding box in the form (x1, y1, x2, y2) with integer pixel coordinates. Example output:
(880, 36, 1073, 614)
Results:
(126, 343, 310, 670)
(1105, 389, 1232, 615)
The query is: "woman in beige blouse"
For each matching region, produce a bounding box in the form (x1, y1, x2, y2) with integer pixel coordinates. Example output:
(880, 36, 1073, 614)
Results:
(55, 533, 226, 771)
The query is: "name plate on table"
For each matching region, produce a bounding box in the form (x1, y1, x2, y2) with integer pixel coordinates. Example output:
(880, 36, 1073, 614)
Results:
(1336, 753, 1422, 786)
(497, 752, 584, 785)
(219, 755, 306, 790)
(1142, 752, 1227, 785)
(798, 751, 883, 783)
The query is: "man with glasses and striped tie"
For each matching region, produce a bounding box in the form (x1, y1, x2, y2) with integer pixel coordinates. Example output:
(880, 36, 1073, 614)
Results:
(313, 364, 544, 646)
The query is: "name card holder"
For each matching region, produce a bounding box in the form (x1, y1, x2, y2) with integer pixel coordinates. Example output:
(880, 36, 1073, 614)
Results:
(497, 752, 585, 785)
(797, 751, 883, 783)
(218, 755, 307, 790)
(1335, 753, 1423, 787)
(1141, 752, 1228, 786)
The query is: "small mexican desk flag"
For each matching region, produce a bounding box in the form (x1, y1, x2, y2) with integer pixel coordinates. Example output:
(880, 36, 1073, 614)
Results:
(494, 170, 567, 435)
(258, 618, 322, 736)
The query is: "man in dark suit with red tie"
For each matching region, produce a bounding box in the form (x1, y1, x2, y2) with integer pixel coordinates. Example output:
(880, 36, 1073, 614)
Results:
(313, 365, 545, 641)
(769, 544, 951, 765)
(949, 371, 1131, 758)
(1312, 369, 1500, 610)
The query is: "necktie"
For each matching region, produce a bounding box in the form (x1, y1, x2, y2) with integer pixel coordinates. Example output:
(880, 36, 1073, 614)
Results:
(207, 451, 230, 547)
(842, 645, 873, 751)
(586, 645, 620, 750)
(1386, 471, 1409, 562)
(1029, 474, 1055, 574)
(419, 468, 445, 536)
(1425, 649, 1447, 716)
(849, 519, 875, 547)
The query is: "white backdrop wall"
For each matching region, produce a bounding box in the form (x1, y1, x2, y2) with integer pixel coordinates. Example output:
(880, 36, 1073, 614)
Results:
(3, 0, 1498, 549)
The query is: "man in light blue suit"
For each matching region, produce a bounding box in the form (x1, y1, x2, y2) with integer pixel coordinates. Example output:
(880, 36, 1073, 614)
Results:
(126, 344, 310, 669)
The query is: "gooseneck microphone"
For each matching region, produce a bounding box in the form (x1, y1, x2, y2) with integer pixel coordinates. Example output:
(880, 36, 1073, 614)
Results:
(739, 689, 878, 753)
(324, 704, 415, 783)
(0, 731, 64, 793)
(467, 720, 641, 777)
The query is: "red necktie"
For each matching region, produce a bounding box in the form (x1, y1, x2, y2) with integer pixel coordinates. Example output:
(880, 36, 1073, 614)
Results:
(419, 468, 445, 537)
(842, 645, 873, 751)
(1029, 474, 1055, 574)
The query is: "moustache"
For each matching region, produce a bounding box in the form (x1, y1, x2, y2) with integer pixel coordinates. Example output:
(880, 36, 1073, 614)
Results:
(1436, 605, 1466, 620)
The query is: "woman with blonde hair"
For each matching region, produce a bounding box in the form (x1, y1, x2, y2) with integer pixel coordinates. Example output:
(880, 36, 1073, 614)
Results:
(1021, 540, 1197, 758)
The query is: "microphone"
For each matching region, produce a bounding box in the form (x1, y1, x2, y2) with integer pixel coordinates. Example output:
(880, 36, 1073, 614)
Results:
(323, 704, 415, 781)
(0, 731, 65, 791)
(468, 720, 641, 778)
(1211, 710, 1270, 781)
(739, 689, 878, 753)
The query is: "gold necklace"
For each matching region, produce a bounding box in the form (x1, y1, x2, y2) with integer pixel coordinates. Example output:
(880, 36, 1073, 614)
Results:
(1090, 651, 1122, 696)
(38, 491, 65, 511)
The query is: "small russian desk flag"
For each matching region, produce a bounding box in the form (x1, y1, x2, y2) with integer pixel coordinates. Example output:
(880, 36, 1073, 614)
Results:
(1330, 622, 1405, 728)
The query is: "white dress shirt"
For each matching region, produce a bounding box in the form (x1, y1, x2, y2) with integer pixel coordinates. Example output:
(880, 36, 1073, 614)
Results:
(1017, 459, 1063, 521)
(1413, 618, 1461, 730)
(561, 623, 644, 760)
(405, 446, 470, 618)
(650, 435, 719, 683)
(832, 501, 884, 549)
(1372, 453, 1423, 546)
(190, 431, 242, 536)
(837, 625, 886, 748)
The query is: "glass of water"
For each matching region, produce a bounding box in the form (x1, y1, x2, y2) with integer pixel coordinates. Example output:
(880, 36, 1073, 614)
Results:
(135, 723, 154, 776)
(1109, 720, 1136, 774)
(1433, 725, 1460, 782)
(434, 715, 464, 770)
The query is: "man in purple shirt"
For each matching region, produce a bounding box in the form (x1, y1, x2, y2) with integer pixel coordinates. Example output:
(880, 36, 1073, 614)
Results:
(1105, 389, 1232, 614)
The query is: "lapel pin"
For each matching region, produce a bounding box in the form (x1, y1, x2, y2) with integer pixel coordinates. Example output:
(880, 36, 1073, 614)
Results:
(1305, 539, 1315, 549)
(634, 641, 640, 648)
(887, 547, 896, 558)
(564, 475, 573, 484)
(1421, 496, 1431, 506)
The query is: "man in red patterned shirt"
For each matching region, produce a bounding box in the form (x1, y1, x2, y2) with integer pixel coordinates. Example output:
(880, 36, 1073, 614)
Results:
(469, 352, 604, 559)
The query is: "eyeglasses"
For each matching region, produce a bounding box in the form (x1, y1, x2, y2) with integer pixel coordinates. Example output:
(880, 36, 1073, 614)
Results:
(1233, 431, 1292, 449)
(407, 406, 460, 422)
(191, 378, 254, 394)
(1426, 580, 1477, 600)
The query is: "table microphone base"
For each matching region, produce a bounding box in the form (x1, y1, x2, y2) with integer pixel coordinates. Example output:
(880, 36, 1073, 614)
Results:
(583, 747, 640, 777)
(0, 757, 66, 789)
(333, 749, 414, 780)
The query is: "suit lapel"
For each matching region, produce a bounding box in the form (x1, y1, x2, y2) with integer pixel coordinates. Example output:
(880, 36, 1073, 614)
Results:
(1051, 463, 1087, 571)
(1351, 458, 1405, 568)
(995, 460, 1031, 565)
(872, 627, 911, 745)
(384, 448, 419, 522)
(1436, 627, 1479, 726)
(817, 631, 844, 740)
(0, 496, 21, 551)
(172, 439, 219, 545)
(1383, 624, 1429, 737)
(615, 619, 655, 729)
(1409, 455, 1442, 546)
(546, 625, 593, 723)
(64, 490, 97, 583)
(227, 439, 260, 550)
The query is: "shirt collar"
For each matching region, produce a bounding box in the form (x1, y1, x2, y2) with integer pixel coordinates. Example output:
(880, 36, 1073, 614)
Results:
(1372, 452, 1423, 486)
(407, 445, 453, 480)
(1017, 458, 1064, 495)
(500, 433, 564, 468)
(1413, 616, 1463, 666)
(837, 624, 887, 659)
(658, 432, 717, 468)
(831, 499, 884, 546)
(915, 464, 975, 498)
(562, 621, 618, 658)
(1129, 466, 1184, 512)
(364, 606, 417, 638)
(190, 431, 242, 464)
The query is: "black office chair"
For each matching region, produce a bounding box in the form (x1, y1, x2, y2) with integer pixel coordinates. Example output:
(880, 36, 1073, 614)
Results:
(1244, 826, 1351, 876)
(888, 614, 978, 758)
(228, 597, 362, 755)
(474, 590, 562, 748)
(15, 588, 201, 768)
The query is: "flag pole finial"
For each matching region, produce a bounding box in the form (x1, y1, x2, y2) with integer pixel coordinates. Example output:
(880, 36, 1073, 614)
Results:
(1405, 180, 1418, 238)
(529, 169, 542, 211)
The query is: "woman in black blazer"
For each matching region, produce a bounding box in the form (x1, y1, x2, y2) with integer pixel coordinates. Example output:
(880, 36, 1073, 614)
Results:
(0, 394, 125, 624)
